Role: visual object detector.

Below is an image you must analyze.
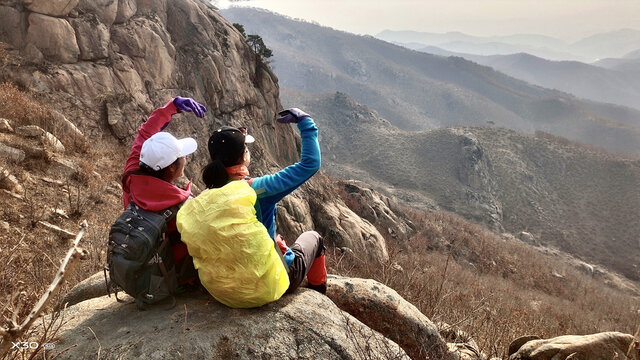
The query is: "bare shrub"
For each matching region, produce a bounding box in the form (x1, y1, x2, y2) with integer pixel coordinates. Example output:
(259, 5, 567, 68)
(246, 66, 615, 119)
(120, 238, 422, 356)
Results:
(0, 83, 50, 131)
(0, 82, 87, 153)
(327, 203, 640, 358)
(0, 44, 8, 67)
(0, 222, 87, 359)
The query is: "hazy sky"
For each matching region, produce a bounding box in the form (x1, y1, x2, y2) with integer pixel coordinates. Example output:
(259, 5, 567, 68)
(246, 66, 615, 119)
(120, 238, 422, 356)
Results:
(215, 0, 640, 42)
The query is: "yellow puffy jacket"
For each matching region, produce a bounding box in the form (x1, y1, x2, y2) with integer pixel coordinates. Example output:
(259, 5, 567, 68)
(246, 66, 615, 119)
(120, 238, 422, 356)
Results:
(176, 181, 289, 308)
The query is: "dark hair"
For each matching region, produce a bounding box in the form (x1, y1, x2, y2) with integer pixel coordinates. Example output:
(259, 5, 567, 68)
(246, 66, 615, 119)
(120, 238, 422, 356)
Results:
(202, 147, 245, 188)
(139, 158, 180, 180)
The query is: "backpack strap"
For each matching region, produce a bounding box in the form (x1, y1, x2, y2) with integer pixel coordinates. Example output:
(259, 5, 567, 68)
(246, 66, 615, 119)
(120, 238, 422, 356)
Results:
(159, 197, 191, 223)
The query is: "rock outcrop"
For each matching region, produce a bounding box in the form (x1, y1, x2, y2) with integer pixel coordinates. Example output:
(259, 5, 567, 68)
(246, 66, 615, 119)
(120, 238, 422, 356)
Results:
(508, 332, 638, 360)
(341, 180, 416, 240)
(60, 272, 462, 359)
(23, 0, 80, 17)
(453, 129, 503, 232)
(0, 0, 406, 282)
(26, 14, 80, 64)
(326, 275, 449, 359)
(50, 289, 410, 359)
(311, 198, 389, 263)
(0, 143, 25, 162)
(0, 0, 293, 177)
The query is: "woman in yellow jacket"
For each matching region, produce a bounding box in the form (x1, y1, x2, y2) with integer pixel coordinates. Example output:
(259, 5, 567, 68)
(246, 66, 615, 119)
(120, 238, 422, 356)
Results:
(176, 108, 326, 308)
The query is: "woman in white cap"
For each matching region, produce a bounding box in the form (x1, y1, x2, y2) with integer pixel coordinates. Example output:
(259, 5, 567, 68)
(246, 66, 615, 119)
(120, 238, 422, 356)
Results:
(121, 96, 206, 287)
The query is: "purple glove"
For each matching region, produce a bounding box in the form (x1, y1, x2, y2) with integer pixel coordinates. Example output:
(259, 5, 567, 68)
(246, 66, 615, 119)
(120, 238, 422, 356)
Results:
(173, 97, 207, 118)
(277, 108, 310, 123)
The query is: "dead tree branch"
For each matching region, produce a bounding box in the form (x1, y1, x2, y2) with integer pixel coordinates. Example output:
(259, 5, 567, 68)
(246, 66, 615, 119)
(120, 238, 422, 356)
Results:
(0, 220, 88, 356)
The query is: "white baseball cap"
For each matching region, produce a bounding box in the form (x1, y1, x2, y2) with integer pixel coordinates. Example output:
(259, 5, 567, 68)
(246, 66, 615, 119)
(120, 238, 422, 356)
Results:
(140, 132, 198, 170)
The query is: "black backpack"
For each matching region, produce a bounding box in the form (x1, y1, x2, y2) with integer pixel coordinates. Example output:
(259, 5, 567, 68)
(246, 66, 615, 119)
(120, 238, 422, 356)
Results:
(105, 201, 181, 310)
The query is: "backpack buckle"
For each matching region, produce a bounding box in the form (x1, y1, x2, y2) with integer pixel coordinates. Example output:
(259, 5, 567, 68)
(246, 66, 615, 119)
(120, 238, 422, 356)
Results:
(162, 209, 173, 219)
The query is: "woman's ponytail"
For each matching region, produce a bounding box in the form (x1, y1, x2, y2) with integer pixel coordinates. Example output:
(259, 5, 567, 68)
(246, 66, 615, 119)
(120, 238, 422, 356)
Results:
(202, 159, 229, 189)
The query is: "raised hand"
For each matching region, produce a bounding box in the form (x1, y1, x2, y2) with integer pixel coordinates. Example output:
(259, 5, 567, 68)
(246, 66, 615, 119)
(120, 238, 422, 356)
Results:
(173, 97, 207, 118)
(277, 108, 310, 123)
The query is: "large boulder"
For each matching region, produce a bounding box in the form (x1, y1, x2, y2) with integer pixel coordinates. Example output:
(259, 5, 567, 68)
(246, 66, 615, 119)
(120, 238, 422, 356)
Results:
(114, 0, 137, 24)
(0, 168, 24, 194)
(0, 142, 25, 162)
(49, 290, 410, 359)
(0, 118, 13, 133)
(508, 332, 637, 360)
(49, 110, 87, 148)
(326, 275, 449, 359)
(341, 180, 415, 239)
(26, 14, 79, 64)
(276, 191, 316, 241)
(23, 0, 80, 16)
(71, 15, 110, 60)
(57, 272, 107, 309)
(0, 6, 24, 49)
(111, 17, 175, 88)
(76, 0, 118, 27)
(311, 199, 389, 263)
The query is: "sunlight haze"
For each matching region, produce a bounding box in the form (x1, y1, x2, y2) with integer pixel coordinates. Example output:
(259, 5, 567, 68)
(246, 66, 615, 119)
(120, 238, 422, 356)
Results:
(215, 0, 640, 41)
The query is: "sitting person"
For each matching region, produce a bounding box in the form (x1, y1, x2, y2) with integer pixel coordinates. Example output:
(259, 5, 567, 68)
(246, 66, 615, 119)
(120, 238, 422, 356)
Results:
(121, 96, 207, 287)
(176, 108, 326, 308)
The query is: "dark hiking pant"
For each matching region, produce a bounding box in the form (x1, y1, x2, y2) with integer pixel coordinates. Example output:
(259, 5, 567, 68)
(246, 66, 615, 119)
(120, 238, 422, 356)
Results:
(286, 231, 326, 293)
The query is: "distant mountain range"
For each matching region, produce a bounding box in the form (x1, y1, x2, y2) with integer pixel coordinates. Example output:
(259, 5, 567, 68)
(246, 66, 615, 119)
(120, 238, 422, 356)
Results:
(406, 47, 640, 111)
(377, 28, 640, 62)
(281, 90, 640, 281)
(222, 7, 640, 154)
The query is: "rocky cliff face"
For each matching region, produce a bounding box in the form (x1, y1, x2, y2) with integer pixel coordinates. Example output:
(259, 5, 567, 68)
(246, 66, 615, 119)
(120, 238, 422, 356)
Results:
(0, 0, 295, 177)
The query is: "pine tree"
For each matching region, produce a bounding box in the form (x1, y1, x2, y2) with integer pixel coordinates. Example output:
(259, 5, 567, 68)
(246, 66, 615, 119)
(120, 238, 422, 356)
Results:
(246, 34, 273, 60)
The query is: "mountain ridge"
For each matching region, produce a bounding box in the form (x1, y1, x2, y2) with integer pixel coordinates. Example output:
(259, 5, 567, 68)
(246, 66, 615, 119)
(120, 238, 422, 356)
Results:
(222, 7, 640, 155)
(281, 90, 640, 281)
(403, 47, 640, 111)
(376, 28, 640, 61)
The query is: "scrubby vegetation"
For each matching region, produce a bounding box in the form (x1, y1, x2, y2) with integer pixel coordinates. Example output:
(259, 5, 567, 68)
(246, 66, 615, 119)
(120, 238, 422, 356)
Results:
(0, 81, 129, 359)
(0, 83, 50, 131)
(330, 176, 640, 358)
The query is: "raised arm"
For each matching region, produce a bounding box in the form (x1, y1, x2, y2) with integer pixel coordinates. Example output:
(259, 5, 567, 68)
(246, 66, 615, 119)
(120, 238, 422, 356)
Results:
(250, 114, 320, 200)
(122, 100, 178, 176)
(122, 97, 207, 176)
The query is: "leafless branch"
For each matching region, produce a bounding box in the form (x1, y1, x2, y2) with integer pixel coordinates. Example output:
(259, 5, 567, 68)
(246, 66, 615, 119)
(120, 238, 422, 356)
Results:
(0, 220, 88, 356)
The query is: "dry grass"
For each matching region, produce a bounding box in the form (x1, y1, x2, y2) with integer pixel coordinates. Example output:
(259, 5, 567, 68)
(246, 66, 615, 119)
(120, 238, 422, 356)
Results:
(330, 181, 640, 358)
(0, 44, 8, 66)
(0, 138, 126, 358)
(0, 82, 89, 153)
(0, 83, 50, 130)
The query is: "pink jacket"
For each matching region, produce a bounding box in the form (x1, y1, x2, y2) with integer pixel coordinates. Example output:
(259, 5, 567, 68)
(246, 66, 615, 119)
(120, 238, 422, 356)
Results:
(121, 100, 192, 214)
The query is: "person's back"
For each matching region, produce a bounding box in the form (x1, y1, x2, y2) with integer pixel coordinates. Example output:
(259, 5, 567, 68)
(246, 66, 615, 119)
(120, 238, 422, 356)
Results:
(177, 181, 289, 308)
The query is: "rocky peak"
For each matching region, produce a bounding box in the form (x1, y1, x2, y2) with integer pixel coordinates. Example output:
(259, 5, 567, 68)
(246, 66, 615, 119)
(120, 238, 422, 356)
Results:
(0, 0, 293, 181)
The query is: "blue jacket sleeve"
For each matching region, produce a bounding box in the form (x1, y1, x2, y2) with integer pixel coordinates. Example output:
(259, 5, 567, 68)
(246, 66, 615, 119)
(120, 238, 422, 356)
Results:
(251, 117, 321, 237)
(251, 117, 321, 200)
